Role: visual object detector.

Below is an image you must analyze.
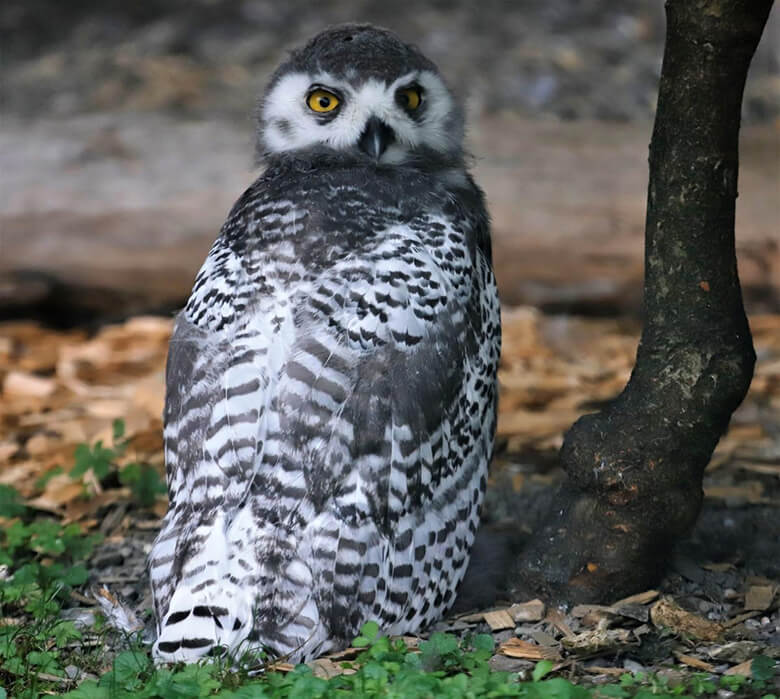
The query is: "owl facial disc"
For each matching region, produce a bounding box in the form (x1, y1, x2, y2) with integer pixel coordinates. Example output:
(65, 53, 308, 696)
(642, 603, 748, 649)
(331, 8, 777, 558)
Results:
(258, 24, 464, 166)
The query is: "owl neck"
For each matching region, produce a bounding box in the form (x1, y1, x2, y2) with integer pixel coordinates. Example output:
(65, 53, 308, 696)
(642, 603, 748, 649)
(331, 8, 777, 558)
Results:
(259, 144, 467, 177)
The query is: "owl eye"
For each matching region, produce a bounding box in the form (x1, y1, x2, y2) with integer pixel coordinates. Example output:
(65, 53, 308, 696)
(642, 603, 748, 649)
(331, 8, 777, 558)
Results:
(307, 89, 340, 113)
(397, 86, 423, 111)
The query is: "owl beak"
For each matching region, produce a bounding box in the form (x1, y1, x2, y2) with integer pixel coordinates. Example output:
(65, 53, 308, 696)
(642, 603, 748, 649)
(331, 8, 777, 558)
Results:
(358, 117, 395, 160)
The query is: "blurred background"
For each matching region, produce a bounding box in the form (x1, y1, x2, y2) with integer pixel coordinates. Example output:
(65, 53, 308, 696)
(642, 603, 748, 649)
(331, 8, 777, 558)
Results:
(2, 0, 778, 324)
(1, 1, 779, 614)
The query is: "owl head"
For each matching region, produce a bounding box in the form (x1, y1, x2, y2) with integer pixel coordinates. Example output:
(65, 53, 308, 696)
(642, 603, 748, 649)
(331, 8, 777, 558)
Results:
(258, 24, 465, 167)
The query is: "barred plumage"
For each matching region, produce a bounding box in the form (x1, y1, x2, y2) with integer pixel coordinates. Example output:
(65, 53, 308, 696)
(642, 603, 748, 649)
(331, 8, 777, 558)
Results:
(149, 24, 500, 663)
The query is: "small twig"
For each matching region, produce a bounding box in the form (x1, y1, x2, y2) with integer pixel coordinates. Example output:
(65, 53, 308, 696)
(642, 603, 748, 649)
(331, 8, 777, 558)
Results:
(722, 610, 763, 629)
(70, 589, 98, 606)
(35, 671, 73, 685)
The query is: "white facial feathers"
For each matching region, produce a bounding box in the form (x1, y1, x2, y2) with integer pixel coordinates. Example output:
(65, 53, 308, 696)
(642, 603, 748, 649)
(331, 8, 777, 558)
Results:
(261, 70, 462, 162)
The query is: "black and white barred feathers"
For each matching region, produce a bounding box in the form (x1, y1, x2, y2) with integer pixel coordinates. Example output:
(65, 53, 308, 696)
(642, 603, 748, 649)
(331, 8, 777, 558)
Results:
(149, 24, 501, 663)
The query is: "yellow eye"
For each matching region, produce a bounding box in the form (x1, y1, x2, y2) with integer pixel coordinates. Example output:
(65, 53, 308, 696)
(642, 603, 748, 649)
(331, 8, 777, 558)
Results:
(398, 86, 422, 111)
(307, 89, 340, 113)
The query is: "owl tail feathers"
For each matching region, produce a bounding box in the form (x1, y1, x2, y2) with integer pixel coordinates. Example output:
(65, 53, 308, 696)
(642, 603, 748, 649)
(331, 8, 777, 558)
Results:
(152, 509, 258, 663)
(153, 583, 254, 663)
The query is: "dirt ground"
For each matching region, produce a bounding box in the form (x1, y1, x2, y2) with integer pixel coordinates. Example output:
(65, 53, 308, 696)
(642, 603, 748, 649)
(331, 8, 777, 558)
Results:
(0, 310, 777, 686)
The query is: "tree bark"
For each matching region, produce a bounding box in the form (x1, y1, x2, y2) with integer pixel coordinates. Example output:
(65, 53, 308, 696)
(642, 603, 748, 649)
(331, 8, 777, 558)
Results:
(512, 0, 772, 605)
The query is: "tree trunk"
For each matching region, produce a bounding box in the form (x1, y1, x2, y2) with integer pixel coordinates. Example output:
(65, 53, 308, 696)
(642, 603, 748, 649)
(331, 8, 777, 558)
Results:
(512, 0, 772, 605)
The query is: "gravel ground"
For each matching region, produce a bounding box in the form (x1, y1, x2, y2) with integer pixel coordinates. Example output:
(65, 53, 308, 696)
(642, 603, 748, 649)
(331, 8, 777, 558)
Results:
(4, 0, 778, 123)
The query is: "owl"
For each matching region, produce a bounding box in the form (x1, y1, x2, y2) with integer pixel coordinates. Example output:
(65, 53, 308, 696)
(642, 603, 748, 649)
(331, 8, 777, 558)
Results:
(149, 23, 500, 664)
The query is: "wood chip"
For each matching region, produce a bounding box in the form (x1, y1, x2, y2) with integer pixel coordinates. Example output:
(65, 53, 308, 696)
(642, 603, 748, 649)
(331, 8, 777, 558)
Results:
(530, 630, 559, 647)
(571, 604, 613, 619)
(581, 610, 613, 627)
(132, 518, 164, 530)
(702, 563, 735, 572)
(545, 608, 575, 639)
(561, 625, 631, 653)
(744, 584, 776, 611)
(674, 652, 716, 672)
(321, 646, 363, 662)
(650, 597, 723, 641)
(746, 574, 776, 586)
(484, 609, 516, 631)
(613, 589, 659, 607)
(499, 638, 560, 661)
(704, 482, 765, 503)
(612, 603, 649, 622)
(735, 460, 780, 476)
(722, 610, 763, 629)
(455, 611, 487, 623)
(509, 599, 546, 622)
(3, 370, 56, 397)
(708, 641, 763, 663)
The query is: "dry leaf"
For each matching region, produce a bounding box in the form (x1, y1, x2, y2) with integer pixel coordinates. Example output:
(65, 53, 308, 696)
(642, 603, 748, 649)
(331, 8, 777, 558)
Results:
(86, 399, 130, 420)
(63, 488, 131, 523)
(25, 432, 60, 456)
(0, 460, 43, 492)
(309, 658, 355, 678)
(0, 441, 18, 462)
(724, 659, 754, 676)
(27, 476, 85, 512)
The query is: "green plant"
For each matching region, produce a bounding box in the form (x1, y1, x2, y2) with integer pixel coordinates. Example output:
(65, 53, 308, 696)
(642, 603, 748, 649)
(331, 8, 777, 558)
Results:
(61, 623, 598, 699)
(70, 418, 166, 507)
(0, 485, 102, 697)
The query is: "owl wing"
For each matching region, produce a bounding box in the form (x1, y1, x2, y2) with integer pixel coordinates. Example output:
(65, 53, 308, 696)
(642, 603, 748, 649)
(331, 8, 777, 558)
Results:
(268, 222, 495, 644)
